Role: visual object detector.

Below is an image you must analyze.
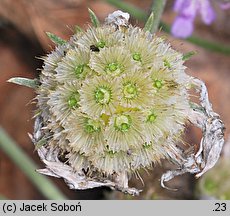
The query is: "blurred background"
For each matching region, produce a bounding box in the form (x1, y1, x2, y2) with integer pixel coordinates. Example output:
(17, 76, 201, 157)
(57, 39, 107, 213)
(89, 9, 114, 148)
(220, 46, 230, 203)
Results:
(0, 0, 230, 199)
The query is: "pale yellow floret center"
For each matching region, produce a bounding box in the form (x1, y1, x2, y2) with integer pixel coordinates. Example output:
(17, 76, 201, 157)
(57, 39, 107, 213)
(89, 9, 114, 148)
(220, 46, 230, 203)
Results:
(153, 79, 163, 89)
(68, 92, 80, 108)
(105, 62, 123, 76)
(74, 64, 86, 78)
(84, 119, 101, 134)
(114, 114, 132, 132)
(132, 52, 142, 62)
(146, 112, 157, 123)
(123, 82, 138, 99)
(94, 87, 111, 105)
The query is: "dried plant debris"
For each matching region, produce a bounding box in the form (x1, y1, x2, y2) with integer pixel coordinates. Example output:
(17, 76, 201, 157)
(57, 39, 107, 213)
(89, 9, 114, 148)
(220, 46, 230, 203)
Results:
(10, 10, 225, 195)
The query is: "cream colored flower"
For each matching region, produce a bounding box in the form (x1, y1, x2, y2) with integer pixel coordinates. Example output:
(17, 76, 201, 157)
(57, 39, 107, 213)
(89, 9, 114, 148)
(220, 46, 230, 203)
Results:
(56, 47, 91, 83)
(76, 26, 124, 50)
(36, 44, 69, 121)
(66, 152, 90, 172)
(125, 26, 158, 68)
(79, 75, 119, 117)
(47, 81, 80, 123)
(105, 111, 144, 151)
(130, 141, 165, 170)
(18, 10, 223, 195)
(118, 70, 153, 109)
(90, 46, 135, 77)
(141, 105, 184, 143)
(90, 149, 130, 174)
(65, 111, 105, 156)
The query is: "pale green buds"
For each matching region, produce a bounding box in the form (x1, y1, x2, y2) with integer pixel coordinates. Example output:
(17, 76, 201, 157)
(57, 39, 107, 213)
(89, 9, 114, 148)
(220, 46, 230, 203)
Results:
(123, 82, 138, 99)
(74, 64, 85, 78)
(146, 112, 157, 123)
(68, 93, 80, 108)
(84, 118, 101, 134)
(94, 87, 111, 105)
(114, 114, 132, 132)
(132, 52, 142, 62)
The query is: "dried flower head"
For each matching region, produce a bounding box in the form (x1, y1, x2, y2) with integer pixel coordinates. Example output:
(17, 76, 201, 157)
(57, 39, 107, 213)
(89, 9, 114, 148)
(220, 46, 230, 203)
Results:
(9, 10, 224, 195)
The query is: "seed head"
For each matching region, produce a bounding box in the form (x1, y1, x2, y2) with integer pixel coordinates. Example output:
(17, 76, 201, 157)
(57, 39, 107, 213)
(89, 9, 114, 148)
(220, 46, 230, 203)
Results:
(25, 10, 223, 194)
(36, 10, 191, 176)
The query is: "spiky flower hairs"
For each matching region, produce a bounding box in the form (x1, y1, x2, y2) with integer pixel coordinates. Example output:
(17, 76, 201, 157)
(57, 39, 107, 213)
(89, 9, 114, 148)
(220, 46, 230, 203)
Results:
(9, 10, 224, 195)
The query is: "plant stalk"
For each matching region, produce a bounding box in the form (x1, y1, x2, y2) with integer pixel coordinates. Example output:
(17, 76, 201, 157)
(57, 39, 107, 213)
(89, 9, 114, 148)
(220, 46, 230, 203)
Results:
(150, 0, 167, 33)
(0, 127, 67, 200)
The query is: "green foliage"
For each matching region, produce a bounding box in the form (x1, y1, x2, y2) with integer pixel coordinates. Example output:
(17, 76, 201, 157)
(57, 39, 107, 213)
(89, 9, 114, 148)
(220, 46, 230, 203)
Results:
(46, 32, 66, 45)
(88, 8, 100, 27)
(7, 77, 38, 89)
(0, 127, 67, 199)
(182, 51, 197, 61)
(144, 12, 154, 33)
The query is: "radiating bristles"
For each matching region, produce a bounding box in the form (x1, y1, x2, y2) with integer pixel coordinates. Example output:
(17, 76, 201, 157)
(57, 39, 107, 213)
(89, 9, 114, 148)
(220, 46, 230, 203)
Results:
(42, 44, 69, 73)
(125, 26, 159, 68)
(79, 75, 119, 118)
(118, 70, 153, 109)
(130, 141, 165, 170)
(64, 111, 105, 156)
(55, 47, 91, 83)
(90, 149, 131, 174)
(90, 46, 136, 77)
(47, 81, 81, 123)
(105, 111, 144, 151)
(76, 26, 124, 50)
(66, 151, 90, 172)
(36, 44, 69, 122)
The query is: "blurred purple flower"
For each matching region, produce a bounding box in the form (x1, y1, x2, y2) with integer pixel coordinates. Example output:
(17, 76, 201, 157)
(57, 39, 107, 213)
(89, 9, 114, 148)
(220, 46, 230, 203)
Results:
(171, 0, 216, 38)
(220, 2, 230, 10)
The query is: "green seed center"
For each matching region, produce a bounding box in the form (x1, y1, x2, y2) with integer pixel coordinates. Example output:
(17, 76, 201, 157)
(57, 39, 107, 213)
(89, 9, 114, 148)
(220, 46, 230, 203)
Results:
(108, 63, 118, 71)
(143, 141, 152, 149)
(153, 79, 163, 89)
(105, 62, 123, 76)
(114, 115, 132, 132)
(163, 59, 171, 69)
(123, 83, 138, 99)
(68, 92, 80, 108)
(146, 113, 157, 123)
(105, 145, 116, 157)
(132, 52, 142, 61)
(74, 64, 85, 78)
(84, 119, 101, 134)
(96, 40, 106, 48)
(95, 87, 111, 105)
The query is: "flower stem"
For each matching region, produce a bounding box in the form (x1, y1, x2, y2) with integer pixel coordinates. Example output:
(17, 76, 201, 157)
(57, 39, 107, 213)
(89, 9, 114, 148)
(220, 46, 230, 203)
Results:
(0, 195, 7, 200)
(149, 0, 167, 33)
(106, 0, 230, 55)
(0, 126, 67, 200)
